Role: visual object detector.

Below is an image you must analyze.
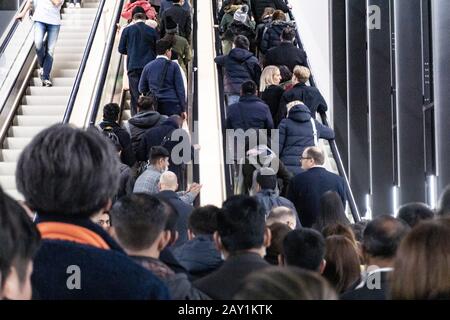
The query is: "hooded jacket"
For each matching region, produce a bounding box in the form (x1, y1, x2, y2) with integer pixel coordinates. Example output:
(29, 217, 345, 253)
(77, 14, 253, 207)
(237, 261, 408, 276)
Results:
(125, 111, 168, 153)
(278, 104, 335, 175)
(260, 20, 296, 53)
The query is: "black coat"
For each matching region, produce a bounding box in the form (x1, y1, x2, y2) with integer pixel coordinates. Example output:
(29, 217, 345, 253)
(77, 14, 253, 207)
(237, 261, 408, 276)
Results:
(278, 104, 334, 175)
(264, 42, 307, 72)
(160, 4, 192, 40)
(125, 111, 167, 154)
(99, 121, 136, 166)
(250, 0, 289, 24)
(341, 270, 392, 300)
(261, 84, 284, 121)
(194, 253, 270, 300)
(278, 83, 328, 122)
(288, 167, 347, 228)
(223, 21, 257, 52)
(260, 20, 295, 53)
(226, 95, 274, 131)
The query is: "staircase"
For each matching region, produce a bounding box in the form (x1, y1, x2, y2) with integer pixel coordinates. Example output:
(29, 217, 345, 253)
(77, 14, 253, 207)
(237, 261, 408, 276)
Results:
(0, 0, 100, 200)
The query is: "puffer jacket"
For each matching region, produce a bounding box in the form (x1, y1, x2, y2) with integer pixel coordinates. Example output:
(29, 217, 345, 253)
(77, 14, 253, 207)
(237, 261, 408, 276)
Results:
(125, 111, 167, 153)
(215, 48, 262, 94)
(260, 20, 296, 53)
(278, 104, 335, 175)
(223, 21, 256, 52)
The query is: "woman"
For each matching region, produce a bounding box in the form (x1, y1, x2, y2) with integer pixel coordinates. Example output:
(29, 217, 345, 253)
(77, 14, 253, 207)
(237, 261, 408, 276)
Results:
(256, 7, 275, 57)
(260, 66, 284, 123)
(314, 191, 351, 232)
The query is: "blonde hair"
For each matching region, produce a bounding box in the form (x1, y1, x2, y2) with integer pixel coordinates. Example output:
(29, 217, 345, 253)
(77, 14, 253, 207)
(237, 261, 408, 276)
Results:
(293, 66, 311, 84)
(260, 66, 280, 92)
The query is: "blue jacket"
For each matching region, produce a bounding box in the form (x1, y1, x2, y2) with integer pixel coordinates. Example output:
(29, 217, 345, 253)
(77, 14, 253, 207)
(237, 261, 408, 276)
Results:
(288, 167, 347, 228)
(32, 217, 170, 300)
(118, 21, 158, 72)
(139, 57, 186, 111)
(260, 20, 295, 53)
(278, 104, 334, 175)
(159, 0, 191, 16)
(226, 95, 274, 130)
(215, 48, 261, 94)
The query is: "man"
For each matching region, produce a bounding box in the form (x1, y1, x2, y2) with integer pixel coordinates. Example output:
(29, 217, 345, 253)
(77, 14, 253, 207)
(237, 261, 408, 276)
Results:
(281, 228, 327, 273)
(139, 39, 187, 118)
(266, 206, 297, 230)
(16, 0, 64, 86)
(119, 9, 159, 116)
(157, 171, 193, 247)
(16, 124, 169, 299)
(110, 194, 209, 300)
(287, 147, 346, 228)
(264, 27, 307, 72)
(194, 196, 271, 300)
(160, 0, 192, 40)
(159, 0, 191, 16)
(396, 202, 434, 228)
(163, 16, 192, 75)
(0, 187, 40, 300)
(341, 216, 409, 300)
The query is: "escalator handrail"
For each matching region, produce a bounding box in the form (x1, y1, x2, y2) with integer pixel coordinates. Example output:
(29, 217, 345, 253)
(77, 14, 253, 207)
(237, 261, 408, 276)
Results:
(0, 1, 28, 57)
(62, 0, 108, 124)
(87, 0, 126, 126)
(284, 0, 361, 221)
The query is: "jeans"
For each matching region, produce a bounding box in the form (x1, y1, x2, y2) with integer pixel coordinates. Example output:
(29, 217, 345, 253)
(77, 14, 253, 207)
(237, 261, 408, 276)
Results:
(34, 21, 60, 80)
(128, 69, 143, 116)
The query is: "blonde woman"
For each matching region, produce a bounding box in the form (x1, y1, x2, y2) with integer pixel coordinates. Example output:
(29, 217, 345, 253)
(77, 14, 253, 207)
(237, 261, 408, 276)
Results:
(260, 65, 284, 125)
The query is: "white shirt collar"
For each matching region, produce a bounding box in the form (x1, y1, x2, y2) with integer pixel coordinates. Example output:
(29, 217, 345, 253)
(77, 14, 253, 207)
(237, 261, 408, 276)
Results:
(156, 55, 170, 60)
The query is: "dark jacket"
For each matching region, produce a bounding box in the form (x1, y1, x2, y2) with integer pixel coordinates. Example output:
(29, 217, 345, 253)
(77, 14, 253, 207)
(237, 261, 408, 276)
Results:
(218, 0, 252, 23)
(118, 21, 158, 72)
(255, 189, 300, 222)
(226, 95, 274, 131)
(278, 104, 334, 175)
(260, 20, 295, 53)
(341, 270, 392, 300)
(215, 48, 261, 94)
(158, 190, 193, 247)
(159, 0, 191, 16)
(261, 84, 284, 122)
(223, 21, 257, 52)
(99, 120, 135, 166)
(117, 163, 134, 201)
(139, 57, 186, 114)
(264, 42, 308, 72)
(173, 234, 223, 280)
(125, 110, 167, 153)
(250, 0, 289, 24)
(131, 255, 210, 300)
(278, 83, 328, 122)
(32, 218, 169, 300)
(194, 252, 270, 300)
(288, 167, 347, 228)
(256, 16, 272, 53)
(160, 4, 192, 40)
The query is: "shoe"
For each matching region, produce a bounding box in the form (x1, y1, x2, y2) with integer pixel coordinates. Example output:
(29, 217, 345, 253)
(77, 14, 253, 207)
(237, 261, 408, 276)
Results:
(75, 3, 81, 8)
(38, 68, 43, 79)
(69, 3, 75, 8)
(42, 79, 53, 87)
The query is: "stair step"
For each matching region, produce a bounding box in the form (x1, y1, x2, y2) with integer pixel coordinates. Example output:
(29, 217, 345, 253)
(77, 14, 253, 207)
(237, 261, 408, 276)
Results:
(0, 163, 17, 175)
(14, 116, 61, 127)
(33, 69, 78, 78)
(28, 87, 72, 96)
(22, 95, 69, 105)
(0, 175, 16, 190)
(52, 61, 82, 69)
(31, 77, 74, 87)
(9, 126, 46, 138)
(0, 150, 22, 162)
(19, 105, 66, 116)
(54, 47, 86, 54)
(3, 138, 32, 150)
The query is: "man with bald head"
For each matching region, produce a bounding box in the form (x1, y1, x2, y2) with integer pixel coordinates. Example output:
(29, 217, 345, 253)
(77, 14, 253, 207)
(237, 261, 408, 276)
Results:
(158, 171, 194, 247)
(287, 146, 347, 228)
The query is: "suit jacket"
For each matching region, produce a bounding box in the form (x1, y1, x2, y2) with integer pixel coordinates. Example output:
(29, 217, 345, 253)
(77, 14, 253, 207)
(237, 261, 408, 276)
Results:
(341, 270, 392, 300)
(194, 252, 270, 300)
(288, 167, 346, 228)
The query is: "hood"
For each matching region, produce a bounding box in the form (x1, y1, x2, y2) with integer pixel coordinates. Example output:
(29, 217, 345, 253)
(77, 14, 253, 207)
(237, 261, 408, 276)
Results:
(224, 4, 241, 14)
(128, 111, 165, 128)
(229, 47, 253, 63)
(271, 20, 295, 28)
(288, 104, 312, 122)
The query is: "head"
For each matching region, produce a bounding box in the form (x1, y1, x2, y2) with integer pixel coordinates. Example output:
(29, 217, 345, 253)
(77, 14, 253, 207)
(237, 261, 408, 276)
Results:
(92, 211, 111, 231)
(265, 223, 292, 265)
(314, 191, 349, 232)
(260, 66, 281, 92)
(0, 188, 40, 300)
(437, 185, 450, 217)
(233, 35, 250, 51)
(322, 235, 361, 293)
(149, 146, 170, 171)
(282, 228, 326, 273)
(397, 202, 434, 228)
(260, 7, 275, 20)
(215, 196, 271, 258)
(16, 124, 120, 218)
(293, 65, 311, 85)
(110, 194, 170, 257)
(301, 147, 325, 170)
(272, 10, 286, 22)
(156, 39, 172, 58)
(391, 220, 450, 299)
(266, 206, 297, 230)
(281, 27, 296, 43)
(322, 223, 357, 246)
(278, 65, 292, 84)
(234, 267, 337, 300)
(102, 103, 120, 122)
(240, 80, 258, 97)
(137, 95, 156, 113)
(188, 205, 219, 239)
(158, 171, 178, 192)
(132, 6, 146, 21)
(362, 215, 409, 267)
(255, 167, 277, 192)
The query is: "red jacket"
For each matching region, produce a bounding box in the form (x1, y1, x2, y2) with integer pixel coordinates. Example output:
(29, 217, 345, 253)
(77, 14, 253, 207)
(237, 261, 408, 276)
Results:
(121, 0, 157, 21)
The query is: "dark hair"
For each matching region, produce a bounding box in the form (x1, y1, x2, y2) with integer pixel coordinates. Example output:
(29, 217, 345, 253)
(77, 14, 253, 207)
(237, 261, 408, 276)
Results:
(281, 27, 296, 42)
(234, 267, 337, 300)
(103, 103, 120, 122)
(437, 185, 450, 217)
(323, 235, 361, 293)
(137, 95, 156, 112)
(265, 223, 291, 265)
(110, 194, 167, 251)
(149, 146, 170, 165)
(0, 187, 40, 287)
(156, 39, 172, 56)
(277, 65, 292, 83)
(256, 168, 277, 190)
(188, 205, 220, 235)
(283, 228, 325, 271)
(362, 215, 409, 259)
(234, 35, 250, 50)
(132, 5, 146, 19)
(314, 191, 349, 232)
(16, 125, 120, 218)
(241, 80, 257, 96)
(218, 195, 266, 252)
(397, 202, 434, 228)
